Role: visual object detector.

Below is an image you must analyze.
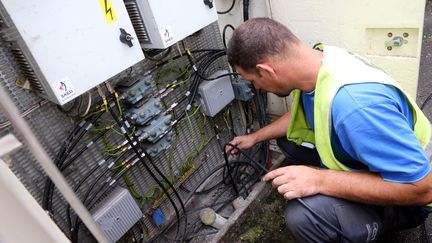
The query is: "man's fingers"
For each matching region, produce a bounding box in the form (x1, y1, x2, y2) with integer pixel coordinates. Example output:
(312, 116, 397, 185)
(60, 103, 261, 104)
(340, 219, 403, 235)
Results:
(271, 174, 289, 188)
(262, 167, 289, 182)
(283, 190, 300, 200)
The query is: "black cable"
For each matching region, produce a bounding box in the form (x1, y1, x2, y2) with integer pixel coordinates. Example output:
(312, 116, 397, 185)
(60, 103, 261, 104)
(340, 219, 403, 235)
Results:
(222, 24, 235, 48)
(217, 0, 236, 14)
(155, 49, 224, 68)
(71, 165, 113, 242)
(106, 103, 185, 242)
(71, 152, 137, 242)
(224, 143, 354, 243)
(143, 47, 172, 62)
(227, 106, 238, 137)
(66, 150, 130, 233)
(43, 111, 104, 212)
(255, 90, 270, 167)
(243, 0, 249, 21)
(147, 160, 257, 242)
(60, 131, 107, 171)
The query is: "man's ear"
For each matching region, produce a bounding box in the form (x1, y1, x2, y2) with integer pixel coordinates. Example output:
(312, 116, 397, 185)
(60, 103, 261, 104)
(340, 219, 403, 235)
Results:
(256, 63, 277, 78)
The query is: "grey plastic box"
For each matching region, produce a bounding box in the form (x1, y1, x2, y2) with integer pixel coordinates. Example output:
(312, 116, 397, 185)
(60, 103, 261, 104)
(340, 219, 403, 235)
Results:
(198, 70, 235, 117)
(91, 187, 142, 243)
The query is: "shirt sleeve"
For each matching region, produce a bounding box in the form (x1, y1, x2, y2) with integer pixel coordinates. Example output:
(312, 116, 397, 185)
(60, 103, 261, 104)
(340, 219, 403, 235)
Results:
(333, 102, 430, 183)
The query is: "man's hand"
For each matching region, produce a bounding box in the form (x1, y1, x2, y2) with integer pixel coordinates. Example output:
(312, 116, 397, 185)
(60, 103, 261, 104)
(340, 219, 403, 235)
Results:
(262, 165, 322, 200)
(225, 134, 258, 156)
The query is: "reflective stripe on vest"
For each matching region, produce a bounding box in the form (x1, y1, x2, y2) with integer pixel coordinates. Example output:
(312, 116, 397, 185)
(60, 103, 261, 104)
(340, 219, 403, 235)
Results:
(286, 45, 432, 207)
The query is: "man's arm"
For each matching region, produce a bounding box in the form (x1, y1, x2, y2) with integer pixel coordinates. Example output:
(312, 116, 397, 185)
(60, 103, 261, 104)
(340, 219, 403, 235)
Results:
(226, 111, 291, 154)
(263, 166, 432, 205)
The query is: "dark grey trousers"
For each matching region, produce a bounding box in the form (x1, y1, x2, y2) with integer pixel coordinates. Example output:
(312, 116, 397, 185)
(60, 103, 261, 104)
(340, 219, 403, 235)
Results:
(276, 138, 426, 243)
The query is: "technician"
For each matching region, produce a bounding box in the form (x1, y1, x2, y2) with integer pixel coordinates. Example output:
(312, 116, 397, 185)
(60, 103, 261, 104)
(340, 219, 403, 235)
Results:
(226, 17, 432, 242)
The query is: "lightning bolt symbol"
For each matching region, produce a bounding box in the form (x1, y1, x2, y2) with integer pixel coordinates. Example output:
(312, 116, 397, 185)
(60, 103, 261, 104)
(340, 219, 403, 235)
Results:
(104, 0, 113, 20)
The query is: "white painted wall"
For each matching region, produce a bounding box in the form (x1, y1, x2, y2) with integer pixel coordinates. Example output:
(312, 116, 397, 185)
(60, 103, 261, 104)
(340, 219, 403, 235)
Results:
(216, 0, 426, 114)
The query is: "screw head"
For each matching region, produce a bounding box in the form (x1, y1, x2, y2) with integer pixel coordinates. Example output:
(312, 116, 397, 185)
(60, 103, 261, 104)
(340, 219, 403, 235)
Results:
(403, 32, 409, 38)
(387, 46, 392, 51)
(387, 32, 393, 37)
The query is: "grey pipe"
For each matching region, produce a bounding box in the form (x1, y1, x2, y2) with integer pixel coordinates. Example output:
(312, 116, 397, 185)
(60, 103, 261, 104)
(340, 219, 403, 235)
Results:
(0, 86, 109, 243)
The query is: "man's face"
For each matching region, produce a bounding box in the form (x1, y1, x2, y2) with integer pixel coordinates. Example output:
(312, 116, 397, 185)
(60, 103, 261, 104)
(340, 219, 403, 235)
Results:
(235, 66, 292, 97)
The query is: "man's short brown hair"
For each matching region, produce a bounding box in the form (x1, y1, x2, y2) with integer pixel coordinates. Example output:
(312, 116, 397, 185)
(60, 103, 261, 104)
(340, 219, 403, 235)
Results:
(227, 18, 299, 72)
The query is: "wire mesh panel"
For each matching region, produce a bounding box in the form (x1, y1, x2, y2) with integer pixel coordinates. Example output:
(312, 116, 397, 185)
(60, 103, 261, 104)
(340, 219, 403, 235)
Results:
(0, 22, 248, 242)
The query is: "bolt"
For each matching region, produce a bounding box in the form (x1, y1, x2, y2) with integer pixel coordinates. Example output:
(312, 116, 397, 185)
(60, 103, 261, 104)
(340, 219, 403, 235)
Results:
(387, 32, 393, 37)
(140, 112, 146, 118)
(403, 32, 409, 38)
(387, 46, 392, 51)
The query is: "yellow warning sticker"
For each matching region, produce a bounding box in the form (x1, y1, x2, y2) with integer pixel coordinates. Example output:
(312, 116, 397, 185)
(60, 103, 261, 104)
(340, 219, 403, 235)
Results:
(98, 0, 118, 24)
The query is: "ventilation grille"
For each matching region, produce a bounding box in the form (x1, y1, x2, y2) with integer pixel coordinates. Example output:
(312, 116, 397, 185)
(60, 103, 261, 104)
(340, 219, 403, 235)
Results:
(10, 47, 44, 93)
(124, 1, 151, 44)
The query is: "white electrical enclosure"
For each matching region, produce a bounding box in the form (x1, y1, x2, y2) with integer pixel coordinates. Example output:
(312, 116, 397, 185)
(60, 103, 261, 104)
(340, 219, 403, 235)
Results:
(0, 0, 144, 105)
(125, 0, 218, 49)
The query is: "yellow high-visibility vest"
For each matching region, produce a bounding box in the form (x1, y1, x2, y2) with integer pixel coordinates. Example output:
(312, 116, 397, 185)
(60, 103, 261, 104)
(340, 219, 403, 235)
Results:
(286, 45, 432, 205)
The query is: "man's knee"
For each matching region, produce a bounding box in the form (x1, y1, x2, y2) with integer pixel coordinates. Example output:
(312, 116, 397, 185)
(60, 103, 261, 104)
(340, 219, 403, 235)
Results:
(284, 195, 385, 243)
(284, 195, 340, 241)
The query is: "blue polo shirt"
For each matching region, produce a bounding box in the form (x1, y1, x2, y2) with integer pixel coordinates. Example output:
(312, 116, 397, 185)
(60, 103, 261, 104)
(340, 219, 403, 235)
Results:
(301, 83, 430, 183)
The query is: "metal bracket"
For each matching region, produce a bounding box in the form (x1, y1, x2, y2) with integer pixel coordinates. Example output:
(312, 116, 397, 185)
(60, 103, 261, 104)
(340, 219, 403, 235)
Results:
(385, 36, 408, 49)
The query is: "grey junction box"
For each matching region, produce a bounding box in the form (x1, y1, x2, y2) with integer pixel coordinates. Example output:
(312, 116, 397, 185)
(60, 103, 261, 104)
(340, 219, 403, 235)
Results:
(91, 187, 143, 243)
(198, 70, 235, 117)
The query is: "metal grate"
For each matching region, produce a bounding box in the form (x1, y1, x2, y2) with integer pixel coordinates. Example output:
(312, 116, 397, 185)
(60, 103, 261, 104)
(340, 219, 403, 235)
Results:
(0, 22, 245, 242)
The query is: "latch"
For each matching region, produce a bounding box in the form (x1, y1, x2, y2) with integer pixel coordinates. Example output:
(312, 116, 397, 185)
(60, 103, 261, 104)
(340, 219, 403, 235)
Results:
(119, 28, 134, 47)
(203, 0, 214, 8)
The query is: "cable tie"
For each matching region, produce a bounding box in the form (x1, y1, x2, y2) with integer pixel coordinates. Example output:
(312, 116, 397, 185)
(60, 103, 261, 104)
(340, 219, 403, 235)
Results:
(86, 141, 94, 148)
(108, 162, 114, 168)
(185, 91, 191, 96)
(216, 134, 220, 140)
(98, 159, 106, 166)
(124, 120, 131, 128)
(120, 127, 127, 134)
(192, 65, 197, 71)
(79, 120, 86, 127)
(85, 123, 93, 131)
(105, 176, 112, 183)
(186, 104, 191, 111)
(109, 180, 116, 186)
